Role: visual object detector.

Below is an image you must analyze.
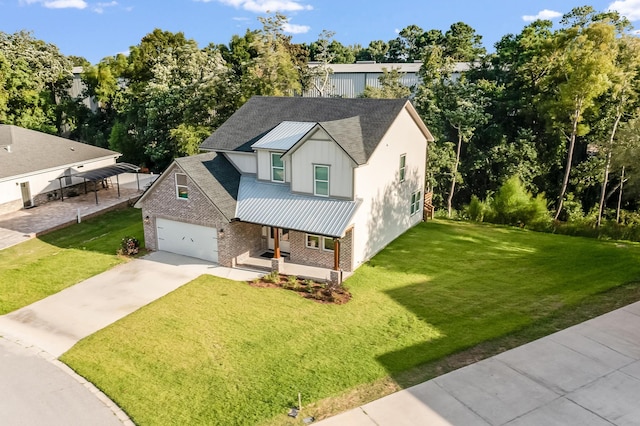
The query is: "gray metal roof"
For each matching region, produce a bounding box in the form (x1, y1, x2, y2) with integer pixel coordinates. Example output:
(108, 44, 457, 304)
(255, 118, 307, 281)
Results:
(0, 125, 120, 181)
(71, 163, 139, 181)
(251, 121, 316, 151)
(175, 152, 240, 221)
(236, 176, 360, 237)
(200, 97, 417, 165)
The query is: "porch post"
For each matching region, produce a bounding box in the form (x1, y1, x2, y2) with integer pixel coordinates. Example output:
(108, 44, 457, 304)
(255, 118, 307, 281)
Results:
(273, 227, 281, 259)
(333, 238, 340, 271)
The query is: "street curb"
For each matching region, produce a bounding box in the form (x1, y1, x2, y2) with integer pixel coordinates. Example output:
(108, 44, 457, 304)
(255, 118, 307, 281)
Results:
(0, 334, 134, 426)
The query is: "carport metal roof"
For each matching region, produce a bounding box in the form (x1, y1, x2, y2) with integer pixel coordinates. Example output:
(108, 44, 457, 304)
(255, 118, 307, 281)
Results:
(72, 163, 139, 181)
(54, 162, 140, 204)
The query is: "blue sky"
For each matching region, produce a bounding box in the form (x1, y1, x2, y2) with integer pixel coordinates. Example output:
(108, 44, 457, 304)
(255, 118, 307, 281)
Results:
(2, 0, 639, 64)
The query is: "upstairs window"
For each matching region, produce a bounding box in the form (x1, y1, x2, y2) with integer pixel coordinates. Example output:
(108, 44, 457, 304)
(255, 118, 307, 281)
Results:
(176, 173, 188, 199)
(410, 190, 421, 216)
(399, 154, 406, 182)
(271, 152, 285, 182)
(314, 164, 329, 197)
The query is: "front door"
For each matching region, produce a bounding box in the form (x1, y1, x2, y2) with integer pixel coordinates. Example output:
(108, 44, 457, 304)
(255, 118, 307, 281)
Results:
(20, 182, 32, 208)
(268, 227, 290, 253)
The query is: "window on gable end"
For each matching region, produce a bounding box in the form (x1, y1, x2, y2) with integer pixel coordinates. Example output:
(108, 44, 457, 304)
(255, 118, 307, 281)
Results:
(399, 154, 406, 182)
(176, 173, 188, 199)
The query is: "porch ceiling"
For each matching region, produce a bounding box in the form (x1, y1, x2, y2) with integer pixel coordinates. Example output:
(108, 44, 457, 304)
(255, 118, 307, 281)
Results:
(236, 176, 360, 238)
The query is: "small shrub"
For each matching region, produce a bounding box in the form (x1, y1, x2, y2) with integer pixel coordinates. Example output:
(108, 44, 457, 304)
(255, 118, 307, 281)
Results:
(118, 236, 139, 256)
(264, 270, 280, 284)
(466, 195, 488, 222)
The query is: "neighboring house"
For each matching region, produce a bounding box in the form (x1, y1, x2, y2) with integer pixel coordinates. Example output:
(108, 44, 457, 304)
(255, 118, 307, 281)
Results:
(136, 96, 434, 281)
(305, 61, 472, 98)
(0, 125, 121, 214)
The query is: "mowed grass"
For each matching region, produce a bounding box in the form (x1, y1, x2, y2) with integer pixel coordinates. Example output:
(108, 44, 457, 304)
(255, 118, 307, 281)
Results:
(61, 220, 640, 425)
(0, 208, 143, 314)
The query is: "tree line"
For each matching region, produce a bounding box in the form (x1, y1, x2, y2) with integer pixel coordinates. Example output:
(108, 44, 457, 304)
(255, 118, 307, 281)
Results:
(1, 6, 639, 231)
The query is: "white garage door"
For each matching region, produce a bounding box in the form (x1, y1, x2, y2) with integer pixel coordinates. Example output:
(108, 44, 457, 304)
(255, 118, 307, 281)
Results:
(156, 218, 218, 263)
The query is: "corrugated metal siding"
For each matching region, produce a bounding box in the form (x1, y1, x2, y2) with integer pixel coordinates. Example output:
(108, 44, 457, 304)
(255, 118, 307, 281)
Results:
(251, 121, 316, 150)
(236, 176, 359, 237)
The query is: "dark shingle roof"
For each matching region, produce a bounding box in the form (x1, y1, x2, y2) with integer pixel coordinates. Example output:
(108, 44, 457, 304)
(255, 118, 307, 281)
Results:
(199, 97, 412, 165)
(174, 152, 240, 221)
(0, 125, 120, 180)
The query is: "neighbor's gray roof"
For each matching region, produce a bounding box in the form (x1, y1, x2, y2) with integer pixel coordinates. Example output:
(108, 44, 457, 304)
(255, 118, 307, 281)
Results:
(236, 176, 360, 237)
(174, 152, 240, 221)
(251, 121, 316, 151)
(0, 125, 120, 181)
(200, 97, 418, 165)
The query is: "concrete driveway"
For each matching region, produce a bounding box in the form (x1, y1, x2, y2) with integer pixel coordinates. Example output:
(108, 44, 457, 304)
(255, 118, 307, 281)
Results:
(317, 301, 640, 426)
(0, 251, 260, 357)
(0, 251, 261, 425)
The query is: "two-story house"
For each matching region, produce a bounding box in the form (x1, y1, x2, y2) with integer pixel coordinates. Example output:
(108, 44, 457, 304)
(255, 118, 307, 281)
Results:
(136, 96, 433, 282)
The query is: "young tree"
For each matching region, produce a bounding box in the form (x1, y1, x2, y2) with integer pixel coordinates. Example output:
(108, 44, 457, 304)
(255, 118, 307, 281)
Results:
(441, 77, 491, 217)
(361, 67, 411, 99)
(542, 19, 617, 219)
(596, 36, 640, 226)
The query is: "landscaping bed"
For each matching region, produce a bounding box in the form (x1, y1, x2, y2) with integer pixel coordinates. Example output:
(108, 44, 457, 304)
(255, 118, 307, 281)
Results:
(249, 271, 351, 304)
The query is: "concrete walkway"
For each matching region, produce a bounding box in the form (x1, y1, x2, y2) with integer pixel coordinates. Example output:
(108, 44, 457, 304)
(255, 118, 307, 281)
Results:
(0, 251, 261, 357)
(317, 301, 640, 426)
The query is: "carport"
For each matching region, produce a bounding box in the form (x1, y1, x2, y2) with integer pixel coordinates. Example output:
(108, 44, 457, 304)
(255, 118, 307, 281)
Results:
(54, 163, 140, 205)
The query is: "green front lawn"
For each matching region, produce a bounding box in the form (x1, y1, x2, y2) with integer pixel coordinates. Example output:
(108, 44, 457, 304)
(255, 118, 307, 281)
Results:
(0, 208, 143, 315)
(61, 220, 640, 425)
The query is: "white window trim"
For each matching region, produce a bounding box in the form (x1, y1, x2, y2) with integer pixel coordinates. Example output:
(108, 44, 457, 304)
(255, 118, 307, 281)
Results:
(305, 233, 335, 252)
(271, 152, 285, 183)
(175, 173, 188, 200)
(306, 234, 320, 249)
(314, 164, 330, 197)
(399, 154, 406, 183)
(410, 190, 422, 216)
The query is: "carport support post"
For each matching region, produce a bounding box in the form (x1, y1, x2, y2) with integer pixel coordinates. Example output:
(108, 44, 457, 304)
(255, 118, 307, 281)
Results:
(94, 180, 99, 205)
(116, 173, 121, 198)
(59, 178, 64, 201)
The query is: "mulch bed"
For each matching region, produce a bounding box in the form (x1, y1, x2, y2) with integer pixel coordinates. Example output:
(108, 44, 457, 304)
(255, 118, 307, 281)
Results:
(248, 274, 351, 304)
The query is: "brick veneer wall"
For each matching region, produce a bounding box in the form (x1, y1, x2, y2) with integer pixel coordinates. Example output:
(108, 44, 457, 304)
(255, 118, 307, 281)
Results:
(289, 228, 353, 272)
(140, 164, 262, 266)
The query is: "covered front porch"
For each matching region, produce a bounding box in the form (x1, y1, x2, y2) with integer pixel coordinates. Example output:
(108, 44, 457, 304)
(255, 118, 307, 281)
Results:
(238, 225, 353, 284)
(238, 251, 353, 283)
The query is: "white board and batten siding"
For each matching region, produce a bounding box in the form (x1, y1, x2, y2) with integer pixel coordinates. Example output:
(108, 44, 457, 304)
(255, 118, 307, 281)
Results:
(351, 107, 428, 268)
(290, 130, 354, 198)
(156, 218, 218, 263)
(223, 152, 257, 174)
(256, 150, 292, 182)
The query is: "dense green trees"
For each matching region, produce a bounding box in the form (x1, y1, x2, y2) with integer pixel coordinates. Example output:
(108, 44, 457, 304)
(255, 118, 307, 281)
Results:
(2, 6, 639, 230)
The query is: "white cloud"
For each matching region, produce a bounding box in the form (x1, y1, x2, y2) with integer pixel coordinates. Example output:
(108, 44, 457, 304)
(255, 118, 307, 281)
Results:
(609, 0, 640, 20)
(207, 0, 313, 13)
(93, 0, 117, 13)
(20, 0, 87, 8)
(522, 9, 562, 22)
(232, 16, 250, 21)
(282, 22, 309, 34)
